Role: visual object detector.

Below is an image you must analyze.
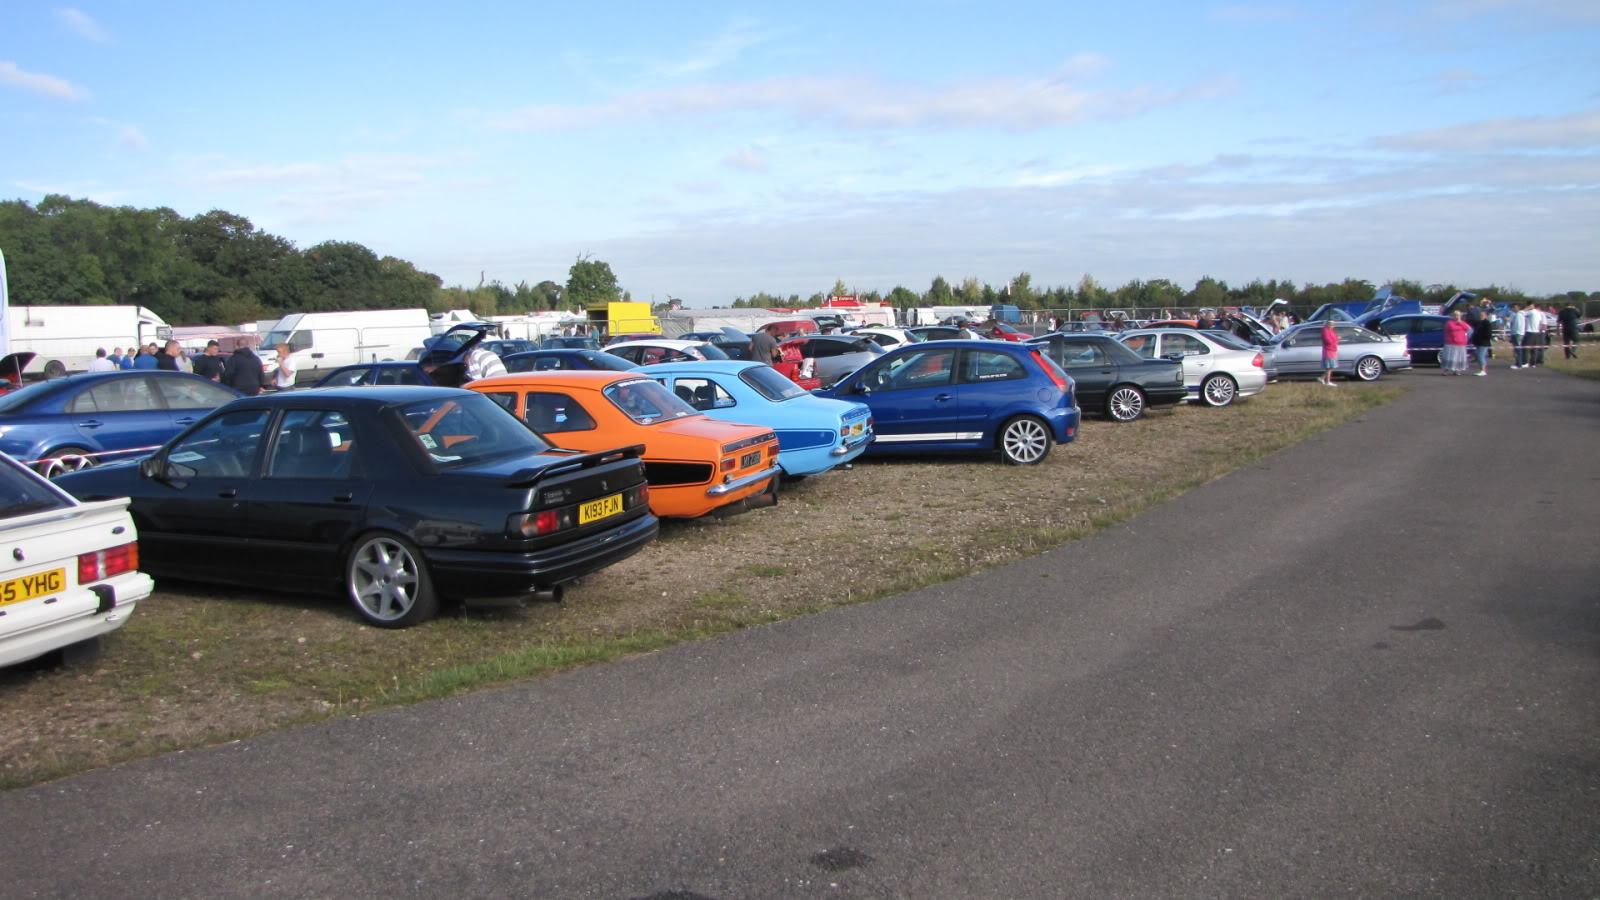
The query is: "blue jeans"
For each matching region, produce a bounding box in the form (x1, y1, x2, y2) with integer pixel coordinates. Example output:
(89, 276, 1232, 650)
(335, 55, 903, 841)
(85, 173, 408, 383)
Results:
(1474, 345, 1490, 368)
(1512, 334, 1527, 366)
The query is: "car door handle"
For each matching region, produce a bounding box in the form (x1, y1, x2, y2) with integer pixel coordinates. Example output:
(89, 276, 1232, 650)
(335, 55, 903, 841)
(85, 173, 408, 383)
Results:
(1100, 369, 1113, 374)
(934, 393, 953, 402)
(311, 353, 324, 359)
(332, 492, 354, 503)
(76, 420, 103, 429)
(217, 488, 237, 499)
(173, 417, 196, 426)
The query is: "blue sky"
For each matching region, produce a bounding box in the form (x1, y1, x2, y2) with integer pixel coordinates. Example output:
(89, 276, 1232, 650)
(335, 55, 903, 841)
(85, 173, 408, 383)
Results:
(4, 1, 1598, 304)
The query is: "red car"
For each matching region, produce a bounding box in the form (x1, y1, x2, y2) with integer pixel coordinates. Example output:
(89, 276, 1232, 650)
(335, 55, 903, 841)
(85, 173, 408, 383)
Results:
(986, 322, 1028, 342)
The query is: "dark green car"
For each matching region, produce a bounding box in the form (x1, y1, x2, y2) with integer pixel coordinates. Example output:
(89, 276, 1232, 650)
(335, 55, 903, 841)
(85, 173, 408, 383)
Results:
(1026, 334, 1186, 422)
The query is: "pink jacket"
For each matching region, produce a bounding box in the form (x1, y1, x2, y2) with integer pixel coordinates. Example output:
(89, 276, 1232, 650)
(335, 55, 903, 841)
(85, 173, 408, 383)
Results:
(1443, 319, 1471, 346)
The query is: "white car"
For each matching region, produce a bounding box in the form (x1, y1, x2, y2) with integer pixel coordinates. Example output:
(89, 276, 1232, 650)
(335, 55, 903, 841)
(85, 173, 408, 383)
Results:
(604, 339, 732, 366)
(0, 452, 152, 668)
(1116, 329, 1268, 407)
(848, 327, 923, 349)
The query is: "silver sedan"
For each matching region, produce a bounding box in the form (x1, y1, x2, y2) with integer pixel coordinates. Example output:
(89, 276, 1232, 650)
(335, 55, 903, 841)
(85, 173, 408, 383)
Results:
(1267, 323, 1412, 381)
(1117, 329, 1268, 407)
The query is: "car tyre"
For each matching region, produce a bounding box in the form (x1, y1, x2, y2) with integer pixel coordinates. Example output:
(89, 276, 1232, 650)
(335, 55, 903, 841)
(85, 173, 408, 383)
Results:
(1201, 373, 1237, 407)
(40, 446, 95, 478)
(998, 415, 1051, 466)
(1355, 355, 1385, 381)
(43, 359, 66, 379)
(345, 532, 438, 629)
(1106, 385, 1146, 422)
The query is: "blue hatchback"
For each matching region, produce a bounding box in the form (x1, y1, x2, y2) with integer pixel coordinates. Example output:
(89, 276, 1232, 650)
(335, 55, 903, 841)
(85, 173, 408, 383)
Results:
(815, 340, 1079, 465)
(0, 371, 243, 474)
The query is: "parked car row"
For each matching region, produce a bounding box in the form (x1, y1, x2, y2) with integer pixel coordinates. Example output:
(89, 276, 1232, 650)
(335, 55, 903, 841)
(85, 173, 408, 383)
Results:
(0, 310, 1418, 664)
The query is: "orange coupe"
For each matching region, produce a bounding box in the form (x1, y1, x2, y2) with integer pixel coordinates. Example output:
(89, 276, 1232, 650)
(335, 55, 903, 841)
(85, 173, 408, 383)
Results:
(468, 372, 781, 519)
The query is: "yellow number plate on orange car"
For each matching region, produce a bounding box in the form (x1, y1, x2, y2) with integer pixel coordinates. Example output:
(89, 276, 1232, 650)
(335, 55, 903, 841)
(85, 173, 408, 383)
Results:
(578, 493, 623, 525)
(0, 568, 65, 607)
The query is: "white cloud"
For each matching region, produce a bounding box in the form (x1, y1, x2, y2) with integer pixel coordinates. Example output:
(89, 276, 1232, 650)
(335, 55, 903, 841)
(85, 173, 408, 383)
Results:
(723, 148, 768, 172)
(1015, 165, 1125, 187)
(0, 61, 89, 100)
(483, 58, 1232, 133)
(653, 18, 769, 77)
(11, 179, 127, 204)
(55, 7, 111, 42)
(1377, 108, 1600, 150)
(116, 124, 149, 151)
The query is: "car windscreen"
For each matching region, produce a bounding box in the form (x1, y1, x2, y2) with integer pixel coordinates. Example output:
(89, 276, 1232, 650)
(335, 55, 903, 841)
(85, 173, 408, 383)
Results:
(0, 455, 73, 517)
(397, 393, 551, 468)
(577, 351, 638, 371)
(1091, 340, 1146, 364)
(695, 344, 730, 360)
(740, 365, 808, 401)
(603, 378, 699, 424)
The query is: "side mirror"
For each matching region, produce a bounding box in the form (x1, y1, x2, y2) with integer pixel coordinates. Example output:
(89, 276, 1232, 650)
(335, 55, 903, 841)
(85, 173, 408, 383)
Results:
(138, 456, 162, 480)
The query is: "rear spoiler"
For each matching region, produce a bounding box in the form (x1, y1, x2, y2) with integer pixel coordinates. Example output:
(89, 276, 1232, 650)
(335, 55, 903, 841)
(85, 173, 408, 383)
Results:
(505, 443, 646, 487)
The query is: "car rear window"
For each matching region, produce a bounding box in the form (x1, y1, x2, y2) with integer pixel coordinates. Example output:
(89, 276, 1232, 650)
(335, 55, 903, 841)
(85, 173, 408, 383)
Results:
(740, 365, 808, 401)
(397, 393, 551, 468)
(0, 455, 73, 517)
(577, 351, 637, 371)
(603, 378, 698, 424)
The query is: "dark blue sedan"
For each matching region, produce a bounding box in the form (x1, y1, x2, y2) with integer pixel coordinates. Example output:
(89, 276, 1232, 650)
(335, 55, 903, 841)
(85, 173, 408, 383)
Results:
(815, 340, 1080, 465)
(314, 362, 435, 387)
(1370, 314, 1449, 365)
(502, 350, 638, 373)
(0, 371, 243, 475)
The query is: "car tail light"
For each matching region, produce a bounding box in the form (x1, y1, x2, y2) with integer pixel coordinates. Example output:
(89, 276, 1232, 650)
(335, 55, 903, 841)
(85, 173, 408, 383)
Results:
(1032, 350, 1070, 392)
(1252, 352, 1264, 368)
(78, 542, 138, 584)
(509, 509, 564, 537)
(721, 457, 736, 472)
(767, 443, 779, 457)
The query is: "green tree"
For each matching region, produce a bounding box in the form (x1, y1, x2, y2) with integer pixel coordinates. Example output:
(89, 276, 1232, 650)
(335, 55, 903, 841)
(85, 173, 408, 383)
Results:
(566, 255, 622, 308)
(926, 275, 952, 304)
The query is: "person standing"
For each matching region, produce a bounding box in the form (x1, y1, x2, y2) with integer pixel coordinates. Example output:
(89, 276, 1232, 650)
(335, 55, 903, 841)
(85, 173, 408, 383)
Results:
(1536, 303, 1555, 366)
(1470, 308, 1494, 376)
(463, 343, 506, 381)
(133, 343, 159, 370)
(1320, 320, 1340, 386)
(747, 327, 780, 367)
(272, 344, 298, 391)
(1508, 302, 1528, 369)
(87, 348, 118, 372)
(157, 340, 184, 371)
(1558, 302, 1581, 358)
(192, 340, 225, 381)
(1523, 303, 1546, 368)
(107, 347, 125, 368)
(222, 337, 264, 396)
(1441, 309, 1471, 376)
(119, 345, 137, 369)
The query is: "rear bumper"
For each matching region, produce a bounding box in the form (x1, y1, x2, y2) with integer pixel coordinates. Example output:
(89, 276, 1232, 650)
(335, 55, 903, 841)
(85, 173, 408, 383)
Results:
(0, 570, 151, 668)
(1051, 406, 1082, 444)
(424, 513, 659, 599)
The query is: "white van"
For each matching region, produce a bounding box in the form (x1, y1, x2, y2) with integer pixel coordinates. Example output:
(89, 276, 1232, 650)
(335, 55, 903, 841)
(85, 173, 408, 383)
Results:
(6, 305, 171, 377)
(259, 309, 433, 382)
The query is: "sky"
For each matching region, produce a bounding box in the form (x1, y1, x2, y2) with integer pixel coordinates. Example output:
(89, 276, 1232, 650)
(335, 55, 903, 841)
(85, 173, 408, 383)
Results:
(4, 1, 1598, 305)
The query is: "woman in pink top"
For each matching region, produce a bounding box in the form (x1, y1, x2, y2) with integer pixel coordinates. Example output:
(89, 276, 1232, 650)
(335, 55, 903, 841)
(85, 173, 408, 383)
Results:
(1440, 309, 1471, 375)
(1319, 321, 1340, 386)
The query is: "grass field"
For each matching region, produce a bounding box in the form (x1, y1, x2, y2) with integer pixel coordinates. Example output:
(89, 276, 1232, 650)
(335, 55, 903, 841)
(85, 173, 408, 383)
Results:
(0, 379, 1403, 788)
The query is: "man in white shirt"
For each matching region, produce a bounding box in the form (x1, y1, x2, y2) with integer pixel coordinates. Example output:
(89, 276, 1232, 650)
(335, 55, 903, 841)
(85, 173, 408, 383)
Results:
(465, 345, 507, 381)
(86, 348, 118, 372)
(1508, 302, 1529, 369)
(273, 343, 298, 390)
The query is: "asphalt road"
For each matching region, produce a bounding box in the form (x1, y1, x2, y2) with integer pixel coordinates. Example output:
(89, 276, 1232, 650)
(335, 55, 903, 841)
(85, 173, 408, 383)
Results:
(5, 361, 1597, 899)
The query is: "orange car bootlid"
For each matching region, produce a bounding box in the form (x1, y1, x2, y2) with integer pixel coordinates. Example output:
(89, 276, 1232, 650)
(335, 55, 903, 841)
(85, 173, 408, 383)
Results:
(467, 372, 780, 519)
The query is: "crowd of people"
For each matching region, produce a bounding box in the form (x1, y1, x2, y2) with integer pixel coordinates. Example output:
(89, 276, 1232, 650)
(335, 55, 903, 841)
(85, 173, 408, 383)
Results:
(86, 336, 291, 396)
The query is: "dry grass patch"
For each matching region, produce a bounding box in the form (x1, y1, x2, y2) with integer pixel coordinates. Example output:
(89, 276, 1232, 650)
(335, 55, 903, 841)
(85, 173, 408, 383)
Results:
(0, 380, 1401, 787)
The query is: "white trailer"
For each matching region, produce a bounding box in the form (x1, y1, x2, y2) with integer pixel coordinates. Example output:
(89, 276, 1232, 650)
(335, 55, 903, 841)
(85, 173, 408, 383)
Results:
(258, 308, 433, 381)
(7, 305, 171, 377)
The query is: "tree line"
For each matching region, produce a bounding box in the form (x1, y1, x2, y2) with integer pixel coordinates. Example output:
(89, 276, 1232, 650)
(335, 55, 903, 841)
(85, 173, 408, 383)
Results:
(2, 195, 1592, 327)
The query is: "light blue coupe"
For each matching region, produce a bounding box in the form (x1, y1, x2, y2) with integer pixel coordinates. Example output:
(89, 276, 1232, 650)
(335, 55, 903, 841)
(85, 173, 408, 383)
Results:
(635, 360, 873, 477)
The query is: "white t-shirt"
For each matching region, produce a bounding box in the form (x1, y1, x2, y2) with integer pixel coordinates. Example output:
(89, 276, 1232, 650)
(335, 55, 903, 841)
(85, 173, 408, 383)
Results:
(275, 355, 297, 389)
(87, 357, 118, 372)
(466, 347, 507, 381)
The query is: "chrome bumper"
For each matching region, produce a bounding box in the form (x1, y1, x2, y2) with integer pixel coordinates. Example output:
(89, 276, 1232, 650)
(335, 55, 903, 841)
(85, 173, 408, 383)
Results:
(706, 463, 781, 496)
(830, 432, 874, 456)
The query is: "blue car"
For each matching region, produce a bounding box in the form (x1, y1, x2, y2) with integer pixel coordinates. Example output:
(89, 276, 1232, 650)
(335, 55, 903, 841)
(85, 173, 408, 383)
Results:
(636, 360, 873, 477)
(815, 340, 1079, 465)
(314, 361, 437, 387)
(541, 335, 602, 351)
(502, 350, 638, 373)
(1370, 314, 1450, 365)
(0, 371, 243, 474)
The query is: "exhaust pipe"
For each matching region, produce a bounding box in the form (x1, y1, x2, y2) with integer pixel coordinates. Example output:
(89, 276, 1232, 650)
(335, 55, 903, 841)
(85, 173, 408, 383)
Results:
(531, 585, 564, 604)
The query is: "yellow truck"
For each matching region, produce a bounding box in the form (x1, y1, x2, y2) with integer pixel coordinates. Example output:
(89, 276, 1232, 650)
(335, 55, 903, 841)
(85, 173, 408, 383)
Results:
(591, 302, 660, 340)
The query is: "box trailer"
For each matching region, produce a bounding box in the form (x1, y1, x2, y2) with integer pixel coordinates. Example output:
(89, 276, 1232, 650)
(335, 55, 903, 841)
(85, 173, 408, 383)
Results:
(7, 305, 171, 377)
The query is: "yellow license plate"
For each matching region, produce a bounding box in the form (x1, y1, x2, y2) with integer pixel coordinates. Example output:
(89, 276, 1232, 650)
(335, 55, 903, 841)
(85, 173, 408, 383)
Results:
(850, 423, 864, 437)
(0, 568, 65, 607)
(578, 493, 623, 525)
